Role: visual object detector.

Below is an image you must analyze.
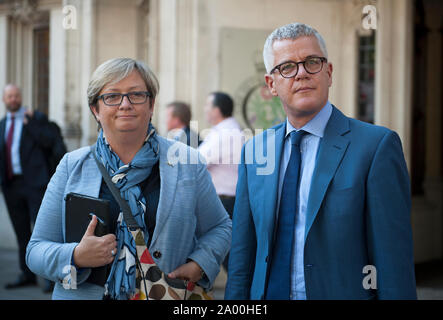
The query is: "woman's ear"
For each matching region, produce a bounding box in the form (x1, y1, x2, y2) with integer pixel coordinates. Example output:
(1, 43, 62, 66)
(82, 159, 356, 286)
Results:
(150, 98, 155, 113)
(90, 105, 100, 122)
(149, 98, 155, 119)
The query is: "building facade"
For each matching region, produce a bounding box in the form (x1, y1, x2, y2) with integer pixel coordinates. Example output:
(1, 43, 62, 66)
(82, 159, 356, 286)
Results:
(0, 0, 442, 264)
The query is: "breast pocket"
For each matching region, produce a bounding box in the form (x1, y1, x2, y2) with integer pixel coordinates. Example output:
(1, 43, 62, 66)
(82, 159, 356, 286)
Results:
(322, 185, 364, 219)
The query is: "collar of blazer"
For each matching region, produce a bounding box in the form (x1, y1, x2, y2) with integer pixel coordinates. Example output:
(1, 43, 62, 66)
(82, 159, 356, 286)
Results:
(82, 136, 181, 248)
(304, 105, 350, 242)
(149, 136, 179, 246)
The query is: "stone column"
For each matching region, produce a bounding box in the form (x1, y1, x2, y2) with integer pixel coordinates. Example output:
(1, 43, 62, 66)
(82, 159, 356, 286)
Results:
(155, 0, 178, 135)
(80, 0, 96, 147)
(63, 0, 96, 150)
(0, 14, 8, 114)
(375, 0, 413, 170)
(0, 12, 18, 250)
(49, 6, 66, 126)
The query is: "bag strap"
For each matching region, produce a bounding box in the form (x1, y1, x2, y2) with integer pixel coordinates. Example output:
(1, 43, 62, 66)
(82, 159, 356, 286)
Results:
(90, 144, 140, 230)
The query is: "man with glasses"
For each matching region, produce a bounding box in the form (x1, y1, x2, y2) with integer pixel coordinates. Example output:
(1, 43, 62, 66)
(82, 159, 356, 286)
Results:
(225, 23, 416, 300)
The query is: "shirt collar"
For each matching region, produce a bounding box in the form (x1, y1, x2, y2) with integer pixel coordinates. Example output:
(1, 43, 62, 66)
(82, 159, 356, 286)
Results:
(213, 117, 235, 130)
(285, 101, 332, 138)
(7, 106, 25, 120)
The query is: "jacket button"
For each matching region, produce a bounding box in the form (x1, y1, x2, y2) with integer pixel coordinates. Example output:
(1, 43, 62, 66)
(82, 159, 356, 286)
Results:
(153, 251, 162, 259)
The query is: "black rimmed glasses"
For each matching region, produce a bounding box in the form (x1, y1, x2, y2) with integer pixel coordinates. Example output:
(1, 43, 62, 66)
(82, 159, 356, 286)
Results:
(270, 56, 327, 78)
(96, 91, 152, 106)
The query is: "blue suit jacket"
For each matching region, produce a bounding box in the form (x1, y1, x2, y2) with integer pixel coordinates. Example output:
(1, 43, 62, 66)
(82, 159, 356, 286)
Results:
(26, 136, 231, 299)
(225, 106, 416, 300)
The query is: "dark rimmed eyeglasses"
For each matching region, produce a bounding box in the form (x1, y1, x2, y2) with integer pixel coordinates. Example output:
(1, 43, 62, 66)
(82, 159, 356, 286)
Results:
(270, 56, 327, 78)
(96, 91, 152, 106)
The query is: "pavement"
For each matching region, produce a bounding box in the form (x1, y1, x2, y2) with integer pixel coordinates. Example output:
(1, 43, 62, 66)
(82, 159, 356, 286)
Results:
(0, 249, 52, 300)
(0, 247, 442, 300)
(414, 259, 443, 300)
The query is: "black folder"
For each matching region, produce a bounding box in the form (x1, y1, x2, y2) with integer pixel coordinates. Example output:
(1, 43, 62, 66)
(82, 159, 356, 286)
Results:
(65, 192, 111, 287)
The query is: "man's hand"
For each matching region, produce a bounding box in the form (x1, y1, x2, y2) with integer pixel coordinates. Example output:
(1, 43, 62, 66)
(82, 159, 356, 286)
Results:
(168, 260, 204, 283)
(23, 109, 34, 125)
(73, 215, 117, 268)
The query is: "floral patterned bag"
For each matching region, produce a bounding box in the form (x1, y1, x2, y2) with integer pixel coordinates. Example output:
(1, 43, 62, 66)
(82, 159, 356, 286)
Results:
(129, 229, 214, 300)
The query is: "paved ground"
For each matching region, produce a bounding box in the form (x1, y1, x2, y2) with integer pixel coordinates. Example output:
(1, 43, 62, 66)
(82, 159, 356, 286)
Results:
(414, 260, 443, 299)
(0, 247, 441, 300)
(0, 249, 52, 300)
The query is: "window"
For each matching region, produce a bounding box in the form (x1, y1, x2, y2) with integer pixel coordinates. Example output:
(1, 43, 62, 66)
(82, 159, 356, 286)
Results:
(33, 26, 49, 115)
(357, 31, 375, 124)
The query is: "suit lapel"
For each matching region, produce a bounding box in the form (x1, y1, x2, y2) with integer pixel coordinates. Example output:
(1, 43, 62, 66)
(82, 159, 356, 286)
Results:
(260, 123, 286, 245)
(150, 138, 178, 246)
(0, 118, 5, 151)
(304, 107, 350, 241)
(80, 152, 104, 198)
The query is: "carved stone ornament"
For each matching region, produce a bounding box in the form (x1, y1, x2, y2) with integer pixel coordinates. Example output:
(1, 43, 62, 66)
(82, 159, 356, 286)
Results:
(9, 0, 45, 24)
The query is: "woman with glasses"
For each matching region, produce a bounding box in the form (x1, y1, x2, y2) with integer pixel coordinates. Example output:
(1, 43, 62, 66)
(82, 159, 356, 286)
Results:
(26, 58, 231, 300)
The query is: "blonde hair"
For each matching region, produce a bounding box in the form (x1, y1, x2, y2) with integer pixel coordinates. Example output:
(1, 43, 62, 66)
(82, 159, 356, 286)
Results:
(87, 58, 159, 108)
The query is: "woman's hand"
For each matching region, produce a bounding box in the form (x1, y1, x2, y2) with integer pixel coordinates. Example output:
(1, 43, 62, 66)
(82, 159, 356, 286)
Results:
(73, 215, 117, 268)
(168, 260, 204, 283)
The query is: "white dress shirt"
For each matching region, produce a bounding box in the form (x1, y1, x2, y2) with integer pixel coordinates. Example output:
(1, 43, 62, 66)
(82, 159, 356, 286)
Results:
(198, 117, 244, 196)
(4, 107, 25, 175)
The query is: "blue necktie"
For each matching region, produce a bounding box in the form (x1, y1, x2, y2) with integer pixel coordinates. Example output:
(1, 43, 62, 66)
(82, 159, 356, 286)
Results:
(266, 130, 305, 300)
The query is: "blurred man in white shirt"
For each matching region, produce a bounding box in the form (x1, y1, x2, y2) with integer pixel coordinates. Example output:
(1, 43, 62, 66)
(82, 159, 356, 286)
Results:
(199, 92, 244, 199)
(199, 92, 244, 269)
(198, 92, 245, 270)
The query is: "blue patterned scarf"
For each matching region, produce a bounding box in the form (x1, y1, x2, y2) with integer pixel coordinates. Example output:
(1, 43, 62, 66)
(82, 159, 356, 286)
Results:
(95, 123, 159, 300)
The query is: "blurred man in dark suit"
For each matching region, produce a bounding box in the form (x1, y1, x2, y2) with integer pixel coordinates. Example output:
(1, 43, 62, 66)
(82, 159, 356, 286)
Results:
(0, 84, 65, 292)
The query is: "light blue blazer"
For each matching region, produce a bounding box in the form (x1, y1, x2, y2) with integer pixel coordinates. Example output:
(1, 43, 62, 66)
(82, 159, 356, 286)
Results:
(26, 136, 231, 300)
(225, 106, 416, 300)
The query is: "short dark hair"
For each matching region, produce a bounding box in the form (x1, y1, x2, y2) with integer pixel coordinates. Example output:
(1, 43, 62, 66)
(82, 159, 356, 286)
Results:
(167, 101, 192, 126)
(210, 92, 233, 118)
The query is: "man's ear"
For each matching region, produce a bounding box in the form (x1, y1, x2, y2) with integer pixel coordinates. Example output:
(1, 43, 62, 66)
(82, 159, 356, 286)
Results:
(264, 74, 278, 96)
(327, 62, 333, 87)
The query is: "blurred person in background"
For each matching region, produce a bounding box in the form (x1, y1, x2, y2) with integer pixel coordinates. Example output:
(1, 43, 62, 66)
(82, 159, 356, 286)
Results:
(198, 92, 244, 271)
(166, 101, 201, 148)
(1, 84, 65, 293)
